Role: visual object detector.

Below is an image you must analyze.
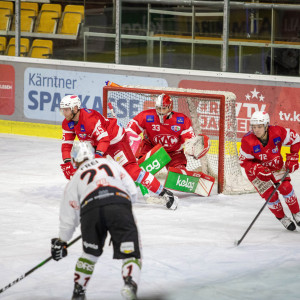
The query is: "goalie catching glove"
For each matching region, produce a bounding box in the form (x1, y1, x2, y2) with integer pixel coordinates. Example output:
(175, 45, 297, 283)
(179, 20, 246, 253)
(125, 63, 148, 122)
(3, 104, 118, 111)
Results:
(51, 238, 68, 261)
(285, 153, 299, 173)
(184, 134, 210, 159)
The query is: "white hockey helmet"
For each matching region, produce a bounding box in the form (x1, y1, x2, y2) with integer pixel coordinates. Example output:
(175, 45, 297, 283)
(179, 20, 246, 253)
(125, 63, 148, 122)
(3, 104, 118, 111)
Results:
(155, 94, 173, 123)
(60, 95, 81, 110)
(250, 111, 270, 126)
(71, 141, 95, 163)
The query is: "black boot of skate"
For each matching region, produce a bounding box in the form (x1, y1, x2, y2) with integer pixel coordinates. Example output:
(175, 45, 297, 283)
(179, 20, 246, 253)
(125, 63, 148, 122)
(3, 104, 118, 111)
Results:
(159, 188, 179, 210)
(121, 276, 137, 300)
(71, 282, 87, 300)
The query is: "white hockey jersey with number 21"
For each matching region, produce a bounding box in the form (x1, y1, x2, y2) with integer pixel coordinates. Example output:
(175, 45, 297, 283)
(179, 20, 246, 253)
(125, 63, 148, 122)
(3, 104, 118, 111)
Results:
(58, 158, 138, 242)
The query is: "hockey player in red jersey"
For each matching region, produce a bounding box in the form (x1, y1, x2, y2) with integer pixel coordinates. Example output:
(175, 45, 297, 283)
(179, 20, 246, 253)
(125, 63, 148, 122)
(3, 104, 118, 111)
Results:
(59, 95, 178, 210)
(126, 93, 210, 171)
(239, 111, 300, 231)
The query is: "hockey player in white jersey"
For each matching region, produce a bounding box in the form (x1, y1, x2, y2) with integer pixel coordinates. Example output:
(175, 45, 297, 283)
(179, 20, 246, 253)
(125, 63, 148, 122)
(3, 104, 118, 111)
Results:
(51, 141, 141, 300)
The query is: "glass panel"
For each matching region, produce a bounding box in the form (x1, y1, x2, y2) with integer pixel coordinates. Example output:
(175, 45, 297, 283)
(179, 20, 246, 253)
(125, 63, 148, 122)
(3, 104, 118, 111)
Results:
(194, 44, 221, 71)
(85, 37, 115, 63)
(121, 38, 148, 66)
(160, 41, 192, 69)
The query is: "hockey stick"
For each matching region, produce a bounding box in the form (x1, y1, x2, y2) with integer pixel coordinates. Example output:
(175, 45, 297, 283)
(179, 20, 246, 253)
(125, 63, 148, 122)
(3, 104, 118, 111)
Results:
(236, 170, 290, 246)
(0, 235, 82, 294)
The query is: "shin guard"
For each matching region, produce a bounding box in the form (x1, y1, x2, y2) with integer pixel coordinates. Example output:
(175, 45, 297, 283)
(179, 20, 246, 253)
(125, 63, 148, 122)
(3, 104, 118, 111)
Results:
(74, 256, 96, 290)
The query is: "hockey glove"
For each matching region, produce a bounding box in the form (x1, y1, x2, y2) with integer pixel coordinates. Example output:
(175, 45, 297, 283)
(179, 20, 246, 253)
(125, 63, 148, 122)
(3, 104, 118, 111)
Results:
(51, 238, 68, 261)
(252, 164, 272, 182)
(285, 153, 299, 173)
(184, 134, 210, 159)
(95, 150, 104, 158)
(60, 162, 76, 180)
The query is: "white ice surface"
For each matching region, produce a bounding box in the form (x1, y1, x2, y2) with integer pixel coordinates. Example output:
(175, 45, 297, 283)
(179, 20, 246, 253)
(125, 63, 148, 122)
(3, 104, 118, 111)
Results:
(0, 134, 300, 300)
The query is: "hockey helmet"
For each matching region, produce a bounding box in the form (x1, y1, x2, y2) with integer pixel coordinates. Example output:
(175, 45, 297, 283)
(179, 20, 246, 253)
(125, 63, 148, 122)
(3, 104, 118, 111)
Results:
(250, 111, 270, 126)
(60, 95, 81, 110)
(155, 94, 173, 123)
(71, 141, 95, 163)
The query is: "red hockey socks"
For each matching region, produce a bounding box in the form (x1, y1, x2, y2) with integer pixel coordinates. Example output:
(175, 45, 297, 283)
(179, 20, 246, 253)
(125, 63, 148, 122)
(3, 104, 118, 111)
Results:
(283, 190, 300, 214)
(266, 193, 285, 219)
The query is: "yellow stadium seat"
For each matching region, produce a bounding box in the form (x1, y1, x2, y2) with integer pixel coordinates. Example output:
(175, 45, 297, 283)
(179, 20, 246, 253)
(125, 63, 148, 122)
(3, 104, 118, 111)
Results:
(0, 36, 7, 54)
(29, 39, 53, 59)
(35, 4, 62, 34)
(0, 1, 13, 11)
(11, 3, 39, 32)
(0, 1, 13, 31)
(58, 5, 84, 36)
(6, 37, 30, 56)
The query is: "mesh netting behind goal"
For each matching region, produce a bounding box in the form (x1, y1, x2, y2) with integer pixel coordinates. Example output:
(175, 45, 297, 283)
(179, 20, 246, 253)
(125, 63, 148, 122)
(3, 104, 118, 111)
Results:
(103, 85, 254, 194)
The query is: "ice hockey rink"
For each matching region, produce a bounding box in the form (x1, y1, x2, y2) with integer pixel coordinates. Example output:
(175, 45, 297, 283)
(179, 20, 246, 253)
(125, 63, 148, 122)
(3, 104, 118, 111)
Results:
(0, 133, 300, 300)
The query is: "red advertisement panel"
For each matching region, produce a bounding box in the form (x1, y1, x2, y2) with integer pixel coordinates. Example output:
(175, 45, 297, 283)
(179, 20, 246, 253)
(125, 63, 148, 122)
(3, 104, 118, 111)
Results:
(179, 80, 300, 138)
(0, 64, 15, 115)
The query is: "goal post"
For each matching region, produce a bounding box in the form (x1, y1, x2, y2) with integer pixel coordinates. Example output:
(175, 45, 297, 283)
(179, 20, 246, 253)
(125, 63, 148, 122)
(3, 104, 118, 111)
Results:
(103, 85, 254, 194)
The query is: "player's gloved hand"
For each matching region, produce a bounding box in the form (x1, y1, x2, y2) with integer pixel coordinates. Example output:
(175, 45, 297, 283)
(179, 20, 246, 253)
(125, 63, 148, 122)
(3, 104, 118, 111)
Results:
(51, 238, 67, 261)
(60, 162, 76, 180)
(252, 164, 272, 181)
(95, 150, 104, 158)
(285, 153, 299, 173)
(184, 134, 210, 159)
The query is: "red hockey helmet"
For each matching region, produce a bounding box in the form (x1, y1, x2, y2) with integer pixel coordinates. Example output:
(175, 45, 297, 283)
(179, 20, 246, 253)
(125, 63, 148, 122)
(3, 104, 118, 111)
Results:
(155, 94, 173, 123)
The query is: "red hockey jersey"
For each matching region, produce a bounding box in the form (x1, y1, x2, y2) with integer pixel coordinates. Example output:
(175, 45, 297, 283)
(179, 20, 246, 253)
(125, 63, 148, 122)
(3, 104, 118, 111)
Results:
(239, 125, 300, 171)
(61, 108, 124, 161)
(126, 109, 195, 152)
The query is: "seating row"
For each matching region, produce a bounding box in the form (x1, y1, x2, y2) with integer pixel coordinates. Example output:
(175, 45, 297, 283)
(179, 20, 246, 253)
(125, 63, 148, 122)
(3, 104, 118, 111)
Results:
(0, 36, 53, 58)
(0, 2, 84, 37)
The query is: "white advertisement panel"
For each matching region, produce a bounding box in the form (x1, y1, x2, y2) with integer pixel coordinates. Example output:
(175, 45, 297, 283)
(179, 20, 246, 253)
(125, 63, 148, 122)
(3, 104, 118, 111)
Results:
(24, 68, 168, 122)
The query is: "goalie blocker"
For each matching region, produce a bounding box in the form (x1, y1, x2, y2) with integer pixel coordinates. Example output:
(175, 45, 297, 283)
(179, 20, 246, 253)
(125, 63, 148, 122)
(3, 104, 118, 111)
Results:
(165, 167, 215, 197)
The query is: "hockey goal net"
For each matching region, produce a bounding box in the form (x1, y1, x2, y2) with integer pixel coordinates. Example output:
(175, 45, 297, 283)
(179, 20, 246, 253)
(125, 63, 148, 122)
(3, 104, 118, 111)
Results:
(103, 85, 254, 194)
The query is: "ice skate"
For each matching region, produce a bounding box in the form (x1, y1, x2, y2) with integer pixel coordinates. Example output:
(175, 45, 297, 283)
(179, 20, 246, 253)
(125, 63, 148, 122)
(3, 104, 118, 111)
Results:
(159, 188, 179, 210)
(292, 211, 300, 226)
(71, 282, 86, 300)
(121, 276, 137, 300)
(277, 215, 296, 231)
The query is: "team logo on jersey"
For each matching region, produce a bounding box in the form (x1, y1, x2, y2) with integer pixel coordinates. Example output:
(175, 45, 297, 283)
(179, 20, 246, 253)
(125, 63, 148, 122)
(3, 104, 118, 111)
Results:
(146, 115, 154, 122)
(68, 121, 74, 130)
(80, 125, 86, 132)
(272, 146, 279, 153)
(171, 125, 181, 132)
(153, 134, 179, 147)
(177, 117, 184, 124)
(273, 137, 281, 145)
(84, 108, 92, 113)
(78, 133, 87, 139)
(253, 145, 261, 153)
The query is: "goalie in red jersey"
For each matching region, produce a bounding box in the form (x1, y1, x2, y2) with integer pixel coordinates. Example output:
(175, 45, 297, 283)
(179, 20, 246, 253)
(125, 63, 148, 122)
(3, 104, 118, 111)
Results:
(59, 95, 178, 210)
(126, 93, 210, 171)
(239, 111, 300, 231)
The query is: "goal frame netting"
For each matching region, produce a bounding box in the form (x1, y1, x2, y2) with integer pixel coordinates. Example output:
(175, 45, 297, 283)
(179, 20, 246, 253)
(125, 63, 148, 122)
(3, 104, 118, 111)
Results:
(103, 85, 253, 195)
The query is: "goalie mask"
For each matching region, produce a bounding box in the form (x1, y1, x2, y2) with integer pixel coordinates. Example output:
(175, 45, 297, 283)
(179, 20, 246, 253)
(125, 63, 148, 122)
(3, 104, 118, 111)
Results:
(155, 94, 173, 124)
(71, 141, 95, 164)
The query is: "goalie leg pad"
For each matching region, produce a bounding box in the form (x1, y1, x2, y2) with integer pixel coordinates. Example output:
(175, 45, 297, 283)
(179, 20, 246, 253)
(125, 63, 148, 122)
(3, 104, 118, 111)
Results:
(164, 167, 215, 196)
